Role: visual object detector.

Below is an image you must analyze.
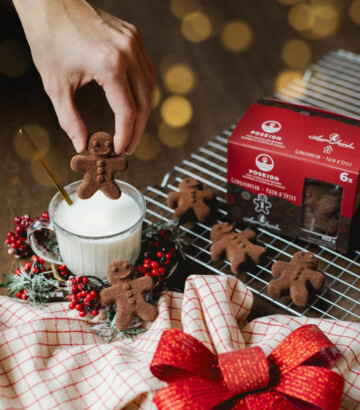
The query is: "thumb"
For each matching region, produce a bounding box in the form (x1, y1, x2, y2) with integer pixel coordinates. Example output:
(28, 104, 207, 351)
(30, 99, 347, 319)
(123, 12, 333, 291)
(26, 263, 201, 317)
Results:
(47, 84, 88, 152)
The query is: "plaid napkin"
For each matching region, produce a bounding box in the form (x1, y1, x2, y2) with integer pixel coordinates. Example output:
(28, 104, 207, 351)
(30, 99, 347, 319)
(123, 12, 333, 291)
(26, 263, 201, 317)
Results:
(0, 275, 359, 409)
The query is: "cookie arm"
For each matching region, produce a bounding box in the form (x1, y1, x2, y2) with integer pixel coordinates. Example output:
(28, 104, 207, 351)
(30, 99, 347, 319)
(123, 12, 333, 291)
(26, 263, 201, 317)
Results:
(99, 287, 116, 307)
(271, 261, 289, 278)
(111, 156, 128, 172)
(70, 156, 91, 172)
(304, 269, 325, 291)
(136, 276, 155, 293)
(167, 192, 180, 209)
(202, 189, 216, 202)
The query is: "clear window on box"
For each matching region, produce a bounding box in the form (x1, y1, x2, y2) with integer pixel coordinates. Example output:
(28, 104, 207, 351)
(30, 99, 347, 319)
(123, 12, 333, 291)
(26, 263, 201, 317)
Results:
(301, 178, 343, 237)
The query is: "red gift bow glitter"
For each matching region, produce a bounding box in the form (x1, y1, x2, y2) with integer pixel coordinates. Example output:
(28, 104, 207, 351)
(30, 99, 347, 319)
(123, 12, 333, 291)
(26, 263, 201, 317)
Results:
(150, 325, 344, 410)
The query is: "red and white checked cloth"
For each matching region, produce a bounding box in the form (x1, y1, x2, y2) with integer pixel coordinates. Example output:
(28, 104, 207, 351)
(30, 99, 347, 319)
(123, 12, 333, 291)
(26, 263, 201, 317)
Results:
(0, 275, 359, 409)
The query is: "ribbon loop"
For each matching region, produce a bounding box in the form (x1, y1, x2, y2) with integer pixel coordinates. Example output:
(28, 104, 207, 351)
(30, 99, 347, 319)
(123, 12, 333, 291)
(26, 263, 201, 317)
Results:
(219, 347, 270, 395)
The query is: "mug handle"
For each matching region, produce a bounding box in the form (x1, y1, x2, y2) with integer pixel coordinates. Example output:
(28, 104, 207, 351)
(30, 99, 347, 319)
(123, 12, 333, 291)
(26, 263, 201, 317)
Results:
(27, 219, 62, 264)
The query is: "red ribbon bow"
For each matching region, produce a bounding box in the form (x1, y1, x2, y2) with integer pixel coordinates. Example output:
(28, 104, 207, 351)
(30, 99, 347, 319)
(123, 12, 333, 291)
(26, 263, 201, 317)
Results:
(150, 325, 344, 410)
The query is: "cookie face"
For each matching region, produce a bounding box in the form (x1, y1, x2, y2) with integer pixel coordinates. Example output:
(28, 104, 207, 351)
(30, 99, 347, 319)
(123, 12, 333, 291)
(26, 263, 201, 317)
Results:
(210, 222, 234, 242)
(292, 251, 318, 269)
(179, 177, 202, 190)
(106, 260, 134, 282)
(88, 132, 113, 156)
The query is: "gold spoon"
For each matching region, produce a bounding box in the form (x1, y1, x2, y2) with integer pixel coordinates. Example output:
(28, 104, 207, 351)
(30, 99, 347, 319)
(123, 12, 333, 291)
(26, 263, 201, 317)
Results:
(20, 128, 73, 206)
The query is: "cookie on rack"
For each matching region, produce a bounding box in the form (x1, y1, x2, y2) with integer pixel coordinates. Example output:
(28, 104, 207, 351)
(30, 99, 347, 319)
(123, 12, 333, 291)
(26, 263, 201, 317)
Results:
(210, 222, 266, 274)
(167, 177, 216, 223)
(100, 260, 158, 330)
(70, 131, 128, 200)
(268, 251, 324, 307)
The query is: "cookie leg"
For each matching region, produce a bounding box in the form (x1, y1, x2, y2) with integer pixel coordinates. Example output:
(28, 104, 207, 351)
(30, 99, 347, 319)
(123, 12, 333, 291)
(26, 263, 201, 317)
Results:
(289, 280, 309, 307)
(115, 305, 134, 330)
(173, 204, 192, 220)
(101, 181, 121, 200)
(228, 249, 246, 274)
(77, 180, 98, 199)
(135, 301, 158, 323)
(306, 270, 325, 291)
(268, 279, 290, 299)
(193, 201, 212, 223)
(246, 244, 266, 265)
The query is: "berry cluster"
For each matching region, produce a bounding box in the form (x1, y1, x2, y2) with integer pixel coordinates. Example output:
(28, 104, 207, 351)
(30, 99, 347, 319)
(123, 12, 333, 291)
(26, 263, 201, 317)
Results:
(5, 212, 49, 259)
(14, 256, 47, 300)
(136, 229, 178, 282)
(67, 277, 104, 317)
(58, 264, 69, 278)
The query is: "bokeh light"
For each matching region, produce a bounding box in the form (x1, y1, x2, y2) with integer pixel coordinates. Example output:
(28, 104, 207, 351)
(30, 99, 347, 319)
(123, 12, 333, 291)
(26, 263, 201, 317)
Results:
(220, 20, 253, 53)
(307, 4, 339, 38)
(0, 39, 32, 78)
(282, 39, 311, 68)
(134, 132, 161, 161)
(161, 96, 193, 128)
(170, 0, 201, 20)
(152, 85, 161, 109)
(350, 0, 360, 24)
(288, 4, 315, 31)
(158, 122, 189, 148)
(13, 125, 50, 161)
(181, 11, 212, 43)
(275, 70, 303, 93)
(164, 64, 195, 94)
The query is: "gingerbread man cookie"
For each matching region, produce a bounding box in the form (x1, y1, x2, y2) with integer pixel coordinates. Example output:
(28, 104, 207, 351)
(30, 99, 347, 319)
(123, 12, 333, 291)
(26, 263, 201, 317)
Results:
(70, 132, 128, 200)
(210, 222, 266, 274)
(268, 251, 324, 307)
(99, 260, 158, 330)
(167, 177, 216, 223)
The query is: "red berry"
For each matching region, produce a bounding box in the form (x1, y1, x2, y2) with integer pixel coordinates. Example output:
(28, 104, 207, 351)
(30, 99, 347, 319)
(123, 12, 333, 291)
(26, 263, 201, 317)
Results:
(16, 291, 22, 298)
(58, 264, 66, 271)
(78, 284, 83, 291)
(90, 290, 98, 298)
(159, 267, 165, 274)
(82, 277, 88, 284)
(92, 310, 99, 316)
(24, 262, 32, 271)
(75, 304, 83, 311)
(157, 251, 163, 258)
(67, 295, 72, 301)
(41, 212, 49, 219)
(151, 261, 159, 268)
(21, 294, 28, 300)
(75, 277, 82, 283)
(15, 268, 21, 276)
(158, 277, 162, 283)
(143, 263, 150, 269)
(31, 267, 38, 274)
(15, 226, 22, 234)
(79, 311, 86, 317)
(20, 220, 28, 228)
(166, 253, 172, 259)
(144, 258, 151, 264)
(14, 217, 21, 224)
(145, 273, 151, 277)
(71, 286, 77, 294)
(23, 289, 28, 294)
(31, 255, 39, 262)
(159, 229, 165, 236)
(38, 258, 45, 265)
(151, 268, 159, 276)
(69, 302, 76, 309)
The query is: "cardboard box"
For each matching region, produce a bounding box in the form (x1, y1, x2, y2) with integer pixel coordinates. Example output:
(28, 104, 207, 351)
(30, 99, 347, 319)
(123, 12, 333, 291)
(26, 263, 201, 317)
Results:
(227, 98, 360, 253)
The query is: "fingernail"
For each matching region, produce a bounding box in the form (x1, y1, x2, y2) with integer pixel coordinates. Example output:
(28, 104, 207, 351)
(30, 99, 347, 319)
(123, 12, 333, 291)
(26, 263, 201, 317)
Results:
(73, 138, 85, 153)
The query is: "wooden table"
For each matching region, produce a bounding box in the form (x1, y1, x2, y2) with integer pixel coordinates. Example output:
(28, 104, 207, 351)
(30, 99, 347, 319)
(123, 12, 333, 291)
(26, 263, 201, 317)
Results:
(1, 0, 359, 317)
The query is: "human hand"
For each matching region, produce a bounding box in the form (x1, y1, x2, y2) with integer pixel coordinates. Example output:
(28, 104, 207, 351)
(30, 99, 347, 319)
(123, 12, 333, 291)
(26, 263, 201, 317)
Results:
(13, 0, 156, 154)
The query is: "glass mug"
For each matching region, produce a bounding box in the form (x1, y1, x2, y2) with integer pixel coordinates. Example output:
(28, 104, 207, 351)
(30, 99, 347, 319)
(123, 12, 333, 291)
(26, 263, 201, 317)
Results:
(27, 180, 146, 279)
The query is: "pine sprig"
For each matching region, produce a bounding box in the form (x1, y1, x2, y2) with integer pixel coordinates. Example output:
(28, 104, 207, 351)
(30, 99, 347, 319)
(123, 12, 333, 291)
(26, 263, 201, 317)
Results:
(6, 264, 65, 307)
(92, 305, 145, 343)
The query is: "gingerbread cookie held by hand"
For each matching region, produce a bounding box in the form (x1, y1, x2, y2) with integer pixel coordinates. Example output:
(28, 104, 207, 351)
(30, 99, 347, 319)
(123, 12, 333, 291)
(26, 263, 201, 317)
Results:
(167, 178, 215, 223)
(70, 132, 128, 200)
(210, 222, 266, 274)
(268, 251, 324, 307)
(100, 260, 158, 330)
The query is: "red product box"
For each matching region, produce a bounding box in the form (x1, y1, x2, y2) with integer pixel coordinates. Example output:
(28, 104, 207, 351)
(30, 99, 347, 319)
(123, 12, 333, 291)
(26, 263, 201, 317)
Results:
(227, 98, 360, 253)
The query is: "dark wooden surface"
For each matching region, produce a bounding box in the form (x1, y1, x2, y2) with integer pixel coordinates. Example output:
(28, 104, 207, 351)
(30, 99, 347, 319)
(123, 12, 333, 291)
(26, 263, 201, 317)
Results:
(1, 0, 359, 317)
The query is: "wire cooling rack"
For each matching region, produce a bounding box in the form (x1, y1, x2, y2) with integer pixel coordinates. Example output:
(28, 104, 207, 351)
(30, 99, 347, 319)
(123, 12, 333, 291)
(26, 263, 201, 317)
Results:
(143, 50, 360, 322)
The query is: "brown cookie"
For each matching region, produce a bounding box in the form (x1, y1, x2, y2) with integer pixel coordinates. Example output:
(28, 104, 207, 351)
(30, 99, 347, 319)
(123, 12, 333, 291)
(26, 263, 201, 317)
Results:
(302, 181, 342, 236)
(70, 132, 128, 200)
(210, 222, 266, 274)
(99, 260, 158, 330)
(167, 177, 216, 223)
(268, 251, 324, 307)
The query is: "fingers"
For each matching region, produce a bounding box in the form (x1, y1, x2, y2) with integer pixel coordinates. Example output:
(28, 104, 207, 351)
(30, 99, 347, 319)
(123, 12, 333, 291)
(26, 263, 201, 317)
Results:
(45, 83, 88, 152)
(101, 72, 137, 154)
